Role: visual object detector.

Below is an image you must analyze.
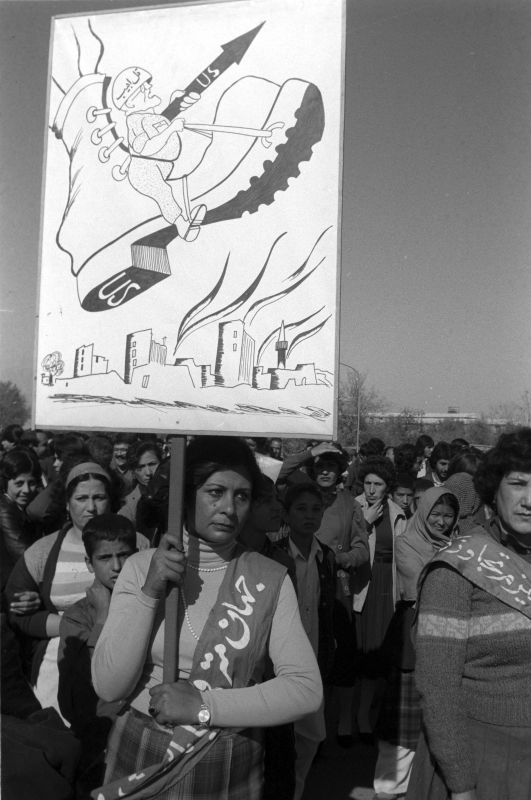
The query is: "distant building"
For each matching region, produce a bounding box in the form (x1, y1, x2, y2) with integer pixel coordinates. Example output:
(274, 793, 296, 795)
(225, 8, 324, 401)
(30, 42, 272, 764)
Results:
(74, 344, 108, 377)
(367, 410, 507, 432)
(275, 321, 288, 369)
(214, 320, 255, 386)
(124, 329, 167, 384)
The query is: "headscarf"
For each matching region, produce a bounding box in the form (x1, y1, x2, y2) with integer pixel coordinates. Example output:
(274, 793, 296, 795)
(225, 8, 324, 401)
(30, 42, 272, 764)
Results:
(445, 472, 483, 534)
(395, 486, 460, 601)
(65, 461, 111, 488)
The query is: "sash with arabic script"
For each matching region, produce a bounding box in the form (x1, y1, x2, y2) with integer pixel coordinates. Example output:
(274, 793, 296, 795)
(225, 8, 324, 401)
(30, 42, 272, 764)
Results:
(418, 529, 531, 619)
(92, 547, 286, 800)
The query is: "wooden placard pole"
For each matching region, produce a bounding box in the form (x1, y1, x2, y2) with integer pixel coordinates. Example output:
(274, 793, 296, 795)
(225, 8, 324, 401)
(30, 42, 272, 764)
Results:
(163, 435, 187, 683)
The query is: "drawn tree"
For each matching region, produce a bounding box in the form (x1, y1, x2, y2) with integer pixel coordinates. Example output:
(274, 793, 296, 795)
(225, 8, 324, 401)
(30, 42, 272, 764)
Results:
(41, 352, 65, 385)
(0, 381, 31, 427)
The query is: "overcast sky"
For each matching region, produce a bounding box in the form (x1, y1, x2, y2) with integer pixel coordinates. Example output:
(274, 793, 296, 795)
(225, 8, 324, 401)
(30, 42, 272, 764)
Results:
(1, 0, 530, 416)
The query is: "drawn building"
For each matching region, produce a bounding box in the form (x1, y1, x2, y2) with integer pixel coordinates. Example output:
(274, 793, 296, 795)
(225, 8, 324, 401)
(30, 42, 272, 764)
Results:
(73, 344, 108, 377)
(253, 363, 317, 390)
(275, 321, 288, 368)
(124, 329, 167, 384)
(214, 320, 255, 386)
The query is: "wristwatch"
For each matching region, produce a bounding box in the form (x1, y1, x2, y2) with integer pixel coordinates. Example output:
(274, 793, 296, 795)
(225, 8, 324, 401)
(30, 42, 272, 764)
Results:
(197, 703, 211, 727)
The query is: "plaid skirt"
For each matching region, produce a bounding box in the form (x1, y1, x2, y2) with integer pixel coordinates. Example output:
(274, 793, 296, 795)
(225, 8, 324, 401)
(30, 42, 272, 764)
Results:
(406, 718, 531, 800)
(104, 708, 264, 800)
(376, 666, 422, 749)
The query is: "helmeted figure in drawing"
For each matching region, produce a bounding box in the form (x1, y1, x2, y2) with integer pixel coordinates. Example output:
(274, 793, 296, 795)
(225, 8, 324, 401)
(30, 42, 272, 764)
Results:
(112, 66, 209, 242)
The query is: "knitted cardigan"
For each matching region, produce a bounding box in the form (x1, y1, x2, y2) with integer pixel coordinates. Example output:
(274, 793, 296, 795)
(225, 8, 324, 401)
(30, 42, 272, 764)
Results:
(415, 549, 531, 792)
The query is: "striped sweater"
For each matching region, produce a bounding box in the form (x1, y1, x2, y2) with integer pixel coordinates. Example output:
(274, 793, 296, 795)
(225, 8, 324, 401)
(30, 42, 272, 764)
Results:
(414, 562, 531, 792)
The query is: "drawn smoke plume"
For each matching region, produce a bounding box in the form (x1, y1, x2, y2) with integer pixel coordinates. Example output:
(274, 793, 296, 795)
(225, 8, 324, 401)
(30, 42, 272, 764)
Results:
(173, 227, 332, 358)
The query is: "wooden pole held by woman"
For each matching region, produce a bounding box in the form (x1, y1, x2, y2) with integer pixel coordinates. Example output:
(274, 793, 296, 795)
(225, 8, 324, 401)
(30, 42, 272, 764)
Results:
(163, 435, 186, 682)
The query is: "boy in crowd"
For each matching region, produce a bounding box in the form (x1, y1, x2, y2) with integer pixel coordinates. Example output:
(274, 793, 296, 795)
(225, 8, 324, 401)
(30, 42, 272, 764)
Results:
(391, 473, 416, 518)
(58, 514, 137, 783)
(277, 483, 336, 800)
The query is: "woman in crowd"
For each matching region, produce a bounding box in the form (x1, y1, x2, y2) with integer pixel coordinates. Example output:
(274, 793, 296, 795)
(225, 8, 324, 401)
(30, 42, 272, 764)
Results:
(1, 448, 42, 591)
(5, 455, 148, 714)
(407, 428, 531, 800)
(426, 441, 451, 486)
(1, 423, 24, 453)
(394, 443, 423, 478)
(414, 435, 434, 479)
(92, 436, 322, 800)
(277, 441, 369, 746)
(445, 471, 487, 533)
(354, 456, 407, 742)
(374, 487, 460, 799)
(118, 441, 163, 537)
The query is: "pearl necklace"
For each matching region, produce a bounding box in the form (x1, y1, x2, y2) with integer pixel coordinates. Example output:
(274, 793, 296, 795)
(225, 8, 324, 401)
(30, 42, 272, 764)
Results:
(187, 562, 229, 573)
(179, 588, 200, 641)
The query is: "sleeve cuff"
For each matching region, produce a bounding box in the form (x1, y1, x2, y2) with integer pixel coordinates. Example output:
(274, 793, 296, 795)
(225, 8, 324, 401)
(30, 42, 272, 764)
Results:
(138, 588, 161, 609)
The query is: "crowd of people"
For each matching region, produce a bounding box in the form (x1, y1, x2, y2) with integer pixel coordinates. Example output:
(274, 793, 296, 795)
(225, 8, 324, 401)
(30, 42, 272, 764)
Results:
(1, 423, 530, 800)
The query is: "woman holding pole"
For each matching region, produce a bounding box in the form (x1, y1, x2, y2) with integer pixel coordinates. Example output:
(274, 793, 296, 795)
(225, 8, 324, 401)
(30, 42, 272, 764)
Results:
(92, 436, 322, 800)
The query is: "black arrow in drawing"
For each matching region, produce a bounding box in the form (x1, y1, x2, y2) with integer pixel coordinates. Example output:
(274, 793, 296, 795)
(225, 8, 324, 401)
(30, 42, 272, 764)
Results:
(162, 22, 265, 120)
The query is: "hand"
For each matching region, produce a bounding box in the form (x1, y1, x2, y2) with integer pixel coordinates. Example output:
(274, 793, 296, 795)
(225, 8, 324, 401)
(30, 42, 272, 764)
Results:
(335, 552, 350, 568)
(310, 442, 342, 459)
(451, 792, 478, 800)
(142, 533, 187, 600)
(148, 680, 203, 726)
(170, 117, 185, 132)
(364, 500, 384, 526)
(10, 591, 41, 615)
(170, 89, 200, 110)
(86, 578, 111, 623)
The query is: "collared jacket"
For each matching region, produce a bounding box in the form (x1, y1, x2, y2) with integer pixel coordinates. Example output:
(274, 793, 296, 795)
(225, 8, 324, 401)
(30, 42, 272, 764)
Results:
(0, 494, 40, 592)
(277, 537, 336, 681)
(352, 495, 407, 613)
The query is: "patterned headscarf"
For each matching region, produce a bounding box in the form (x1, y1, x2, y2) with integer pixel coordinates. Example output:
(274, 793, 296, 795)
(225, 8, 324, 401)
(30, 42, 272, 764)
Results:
(445, 472, 482, 534)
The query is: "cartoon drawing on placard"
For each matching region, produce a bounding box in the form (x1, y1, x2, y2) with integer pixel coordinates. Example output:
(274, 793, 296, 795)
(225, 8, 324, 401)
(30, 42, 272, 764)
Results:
(51, 19, 325, 313)
(37, 0, 344, 435)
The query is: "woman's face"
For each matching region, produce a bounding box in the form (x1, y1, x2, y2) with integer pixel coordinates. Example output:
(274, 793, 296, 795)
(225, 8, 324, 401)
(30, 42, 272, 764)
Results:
(68, 478, 111, 532)
(495, 471, 531, 539)
(364, 473, 387, 505)
(313, 458, 340, 489)
(134, 451, 160, 486)
(423, 445, 433, 459)
(188, 468, 252, 544)
(426, 502, 456, 543)
(6, 472, 39, 509)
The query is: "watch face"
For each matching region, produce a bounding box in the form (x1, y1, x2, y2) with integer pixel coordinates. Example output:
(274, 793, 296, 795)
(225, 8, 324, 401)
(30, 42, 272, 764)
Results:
(198, 707, 210, 725)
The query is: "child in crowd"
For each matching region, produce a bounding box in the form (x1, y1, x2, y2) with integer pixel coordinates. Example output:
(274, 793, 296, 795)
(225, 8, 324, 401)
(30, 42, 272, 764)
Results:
(277, 483, 336, 800)
(57, 514, 138, 785)
(390, 473, 415, 518)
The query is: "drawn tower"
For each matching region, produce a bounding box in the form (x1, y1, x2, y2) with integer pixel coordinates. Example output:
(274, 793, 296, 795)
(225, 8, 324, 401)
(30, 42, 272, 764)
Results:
(275, 321, 288, 369)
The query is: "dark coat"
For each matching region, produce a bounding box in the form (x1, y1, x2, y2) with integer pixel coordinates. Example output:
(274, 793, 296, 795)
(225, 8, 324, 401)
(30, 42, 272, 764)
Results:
(0, 495, 40, 592)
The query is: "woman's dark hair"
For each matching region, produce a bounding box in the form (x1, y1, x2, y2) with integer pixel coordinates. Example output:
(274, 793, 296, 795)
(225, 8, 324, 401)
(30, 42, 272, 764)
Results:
(113, 432, 139, 447)
(0, 448, 42, 491)
(184, 436, 262, 503)
(474, 428, 531, 507)
(394, 443, 418, 473)
(447, 451, 483, 479)
(82, 513, 137, 560)
(429, 442, 451, 469)
(414, 477, 434, 492)
(359, 438, 386, 458)
(450, 438, 469, 457)
(59, 452, 121, 513)
(358, 456, 396, 490)
(430, 492, 459, 517)
(253, 474, 276, 503)
(415, 434, 434, 452)
(87, 436, 114, 469)
(51, 433, 86, 462)
(284, 482, 323, 511)
(1, 424, 24, 445)
(127, 441, 163, 471)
